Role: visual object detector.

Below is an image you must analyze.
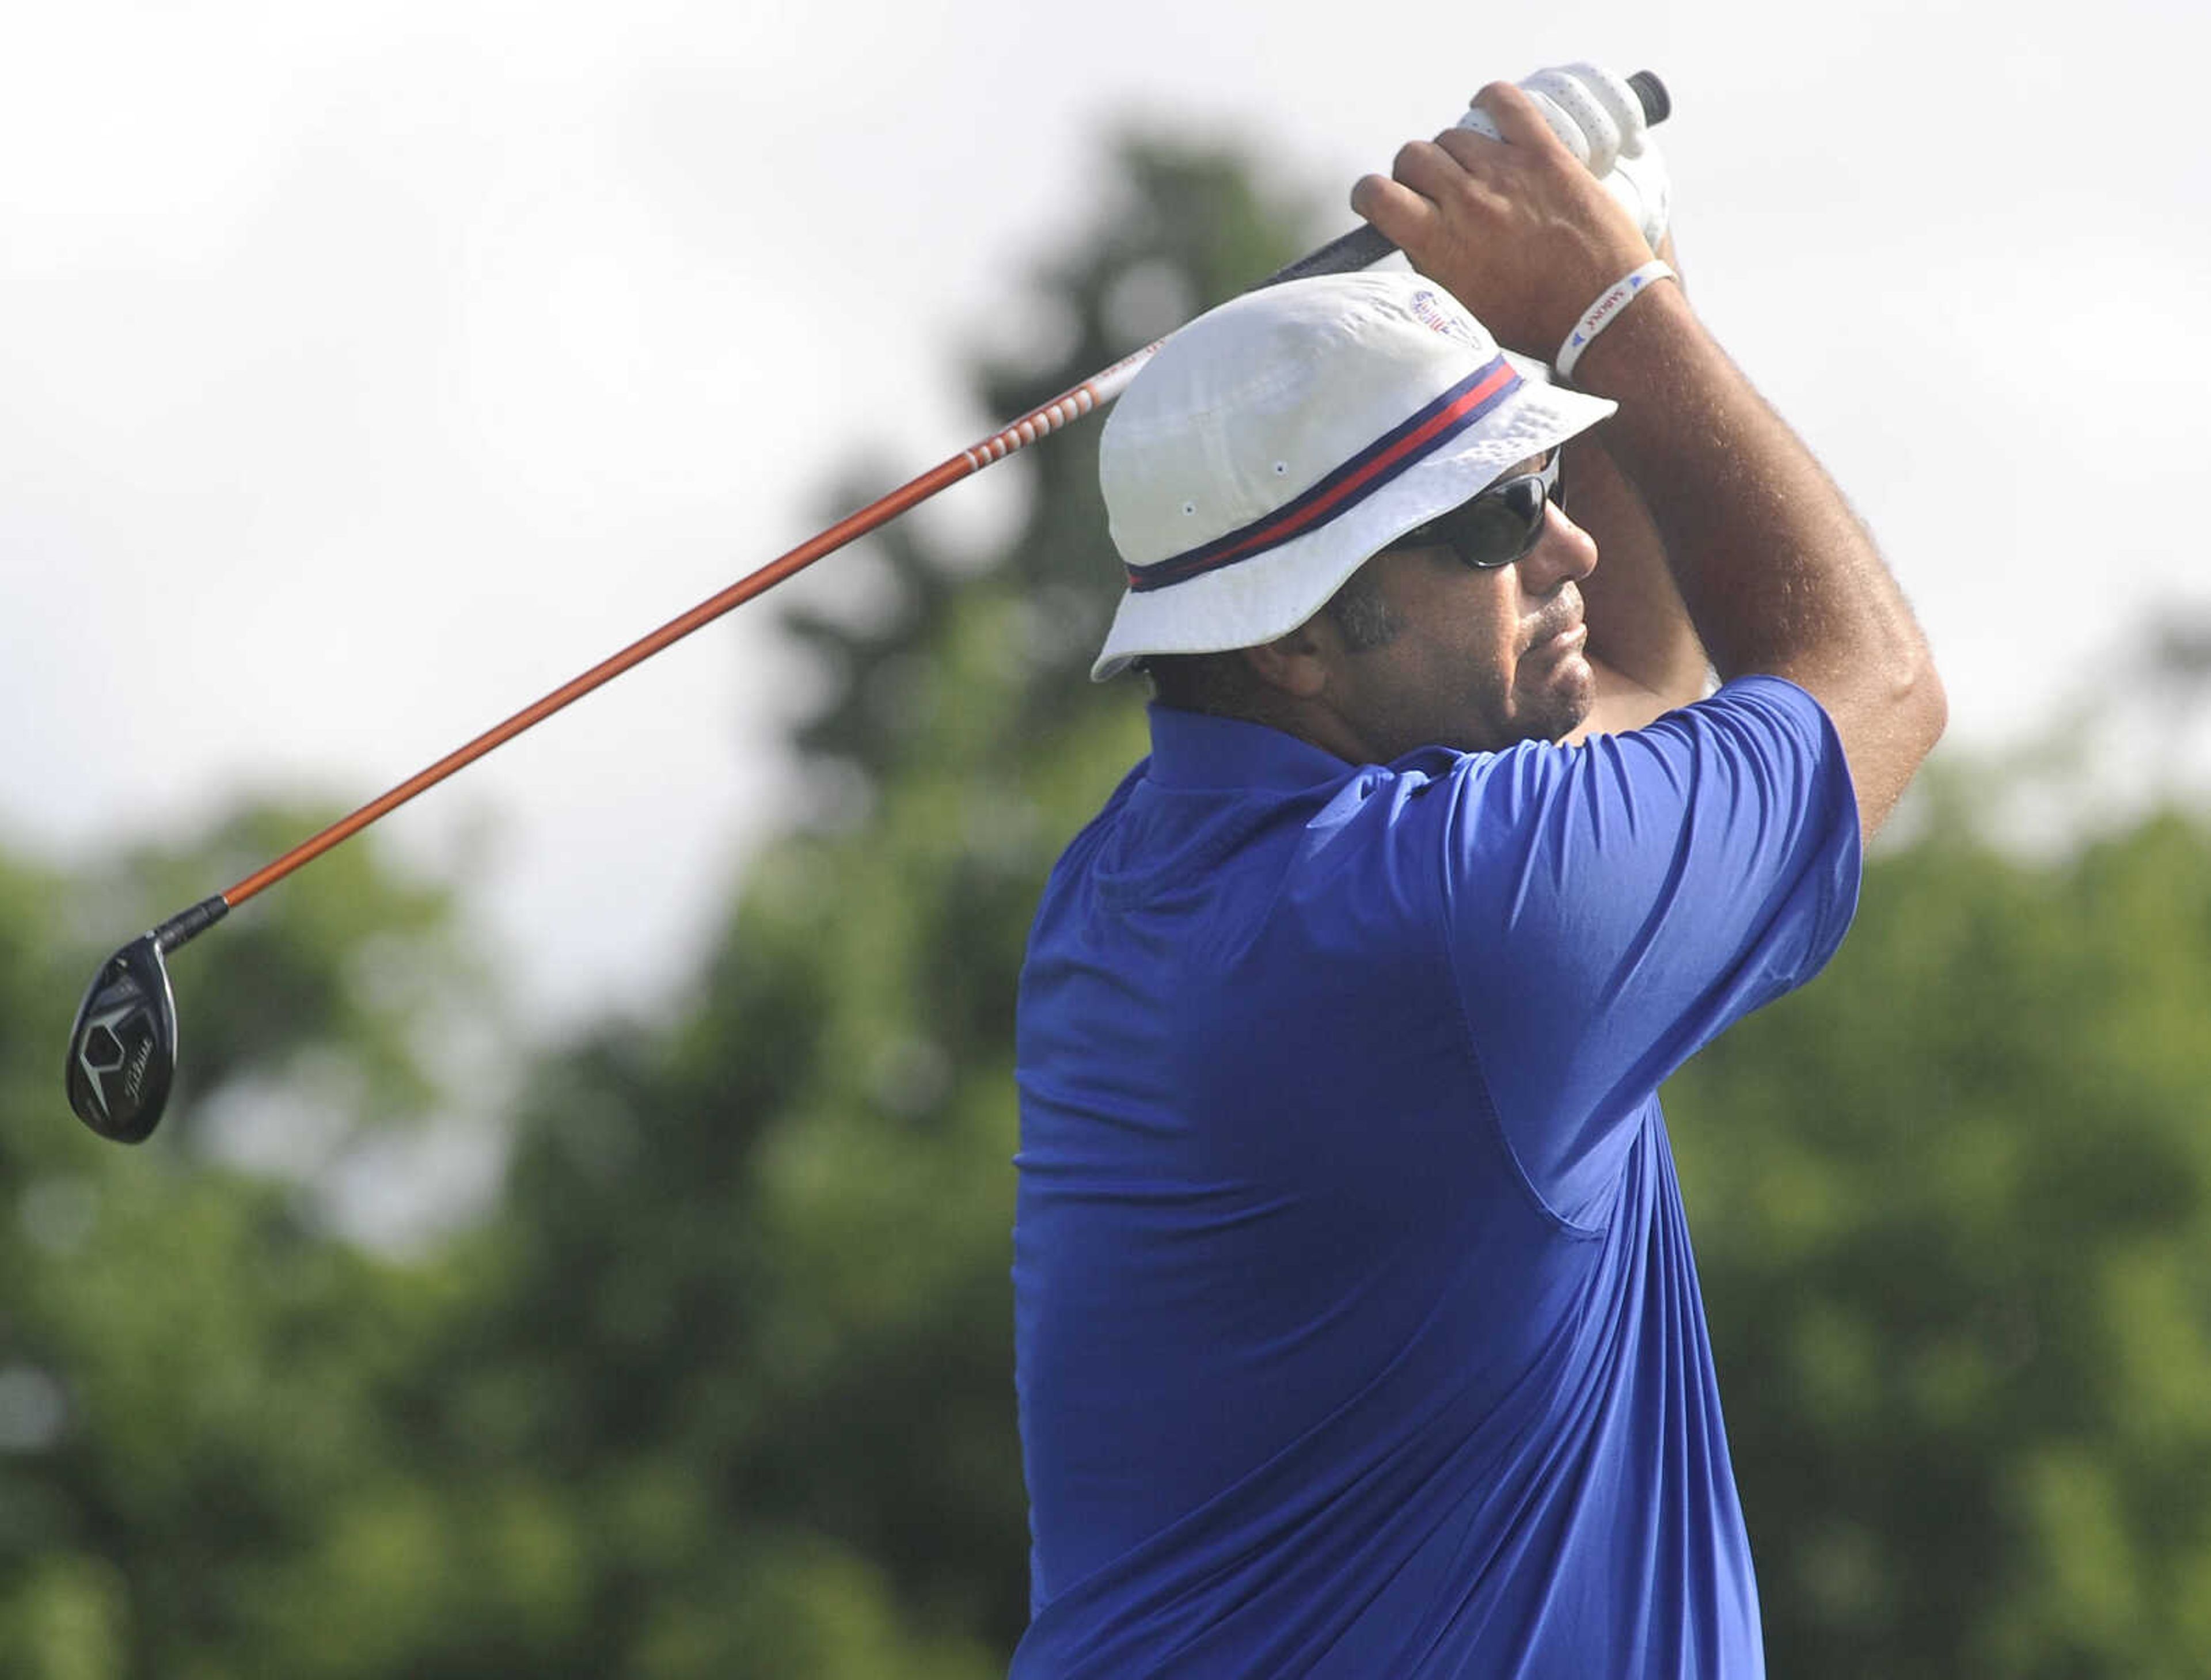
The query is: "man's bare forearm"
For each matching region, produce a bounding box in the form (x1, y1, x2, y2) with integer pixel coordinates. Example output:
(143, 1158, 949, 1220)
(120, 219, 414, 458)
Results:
(1568, 434, 1708, 713)
(1569, 284, 1945, 833)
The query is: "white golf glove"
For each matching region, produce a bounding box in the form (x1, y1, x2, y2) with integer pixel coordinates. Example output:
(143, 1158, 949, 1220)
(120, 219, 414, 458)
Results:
(1456, 62, 1671, 252)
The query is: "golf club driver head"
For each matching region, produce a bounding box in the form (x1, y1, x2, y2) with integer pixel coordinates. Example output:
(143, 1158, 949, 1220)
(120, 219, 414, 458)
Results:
(66, 933, 180, 1143)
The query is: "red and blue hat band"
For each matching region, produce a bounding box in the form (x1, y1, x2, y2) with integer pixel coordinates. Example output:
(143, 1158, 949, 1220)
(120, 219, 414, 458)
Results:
(1124, 355, 1522, 594)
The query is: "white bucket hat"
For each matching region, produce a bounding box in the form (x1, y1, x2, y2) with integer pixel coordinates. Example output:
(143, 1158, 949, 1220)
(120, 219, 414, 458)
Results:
(1092, 271, 1619, 682)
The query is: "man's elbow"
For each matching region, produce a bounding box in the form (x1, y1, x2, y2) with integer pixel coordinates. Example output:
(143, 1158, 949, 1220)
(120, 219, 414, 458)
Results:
(1889, 638, 1947, 766)
(1846, 643, 1946, 841)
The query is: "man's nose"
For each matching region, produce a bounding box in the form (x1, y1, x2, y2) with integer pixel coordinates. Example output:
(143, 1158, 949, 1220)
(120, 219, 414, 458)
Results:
(1519, 505, 1599, 591)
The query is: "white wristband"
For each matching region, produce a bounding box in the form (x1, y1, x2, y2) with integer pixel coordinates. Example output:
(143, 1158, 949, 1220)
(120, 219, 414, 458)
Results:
(1556, 260, 1676, 379)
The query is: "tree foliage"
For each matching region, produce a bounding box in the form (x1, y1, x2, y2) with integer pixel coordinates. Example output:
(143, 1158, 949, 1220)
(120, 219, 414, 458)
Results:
(0, 809, 482, 1677)
(416, 135, 1322, 1674)
(1671, 792, 2211, 1679)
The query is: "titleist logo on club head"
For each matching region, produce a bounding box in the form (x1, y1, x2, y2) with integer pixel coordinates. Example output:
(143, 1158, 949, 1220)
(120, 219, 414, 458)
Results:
(123, 1032, 153, 1101)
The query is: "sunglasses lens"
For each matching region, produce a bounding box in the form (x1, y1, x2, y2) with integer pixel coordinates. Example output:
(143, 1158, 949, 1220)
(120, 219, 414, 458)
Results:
(1454, 480, 1547, 567)
(1385, 456, 1564, 569)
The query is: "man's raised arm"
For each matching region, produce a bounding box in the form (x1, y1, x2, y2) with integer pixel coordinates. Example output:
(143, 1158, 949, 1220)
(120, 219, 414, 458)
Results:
(1355, 82, 1946, 837)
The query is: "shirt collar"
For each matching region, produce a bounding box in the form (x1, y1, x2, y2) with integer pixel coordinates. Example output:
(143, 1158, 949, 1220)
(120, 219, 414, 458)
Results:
(1144, 703, 1357, 793)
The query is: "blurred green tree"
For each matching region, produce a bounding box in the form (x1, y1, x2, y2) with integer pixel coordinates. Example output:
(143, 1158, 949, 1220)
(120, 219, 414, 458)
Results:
(415, 134, 1323, 1676)
(1670, 775, 2211, 1679)
(0, 806, 490, 1678)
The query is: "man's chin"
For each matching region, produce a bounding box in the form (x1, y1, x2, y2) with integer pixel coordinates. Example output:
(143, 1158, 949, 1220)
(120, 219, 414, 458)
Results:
(1522, 656, 1598, 744)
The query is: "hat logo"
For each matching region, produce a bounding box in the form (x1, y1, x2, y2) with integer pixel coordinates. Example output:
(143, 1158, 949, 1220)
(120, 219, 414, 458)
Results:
(1408, 289, 1477, 349)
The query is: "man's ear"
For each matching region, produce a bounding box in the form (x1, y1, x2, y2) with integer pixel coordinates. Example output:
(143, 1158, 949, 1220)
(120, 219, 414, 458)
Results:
(1242, 621, 1333, 700)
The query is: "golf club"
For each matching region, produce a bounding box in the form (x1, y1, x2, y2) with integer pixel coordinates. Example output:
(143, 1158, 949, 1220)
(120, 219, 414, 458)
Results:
(65, 71, 1670, 1143)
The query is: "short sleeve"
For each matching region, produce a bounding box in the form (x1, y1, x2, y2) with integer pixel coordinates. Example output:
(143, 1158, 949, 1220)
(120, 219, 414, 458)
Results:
(1432, 676, 1862, 1227)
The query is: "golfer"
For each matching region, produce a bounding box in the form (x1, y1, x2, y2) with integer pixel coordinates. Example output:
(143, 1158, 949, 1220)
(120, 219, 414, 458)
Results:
(1012, 75, 1944, 1677)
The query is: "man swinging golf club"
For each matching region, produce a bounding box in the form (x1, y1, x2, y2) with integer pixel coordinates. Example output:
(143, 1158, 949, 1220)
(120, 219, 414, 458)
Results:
(1012, 66, 1946, 1677)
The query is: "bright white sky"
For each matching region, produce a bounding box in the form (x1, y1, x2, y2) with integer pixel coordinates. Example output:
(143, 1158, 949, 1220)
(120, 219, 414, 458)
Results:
(4, 0, 2205, 1031)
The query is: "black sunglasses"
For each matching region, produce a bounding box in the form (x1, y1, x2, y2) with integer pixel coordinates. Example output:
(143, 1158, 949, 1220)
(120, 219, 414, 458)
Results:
(1385, 451, 1565, 570)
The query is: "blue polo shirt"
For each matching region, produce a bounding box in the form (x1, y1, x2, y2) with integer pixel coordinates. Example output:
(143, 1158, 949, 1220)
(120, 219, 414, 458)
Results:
(1011, 677, 1861, 1677)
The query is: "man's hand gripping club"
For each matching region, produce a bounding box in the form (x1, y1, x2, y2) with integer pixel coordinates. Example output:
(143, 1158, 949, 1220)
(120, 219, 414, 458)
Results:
(1354, 79, 1660, 361)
